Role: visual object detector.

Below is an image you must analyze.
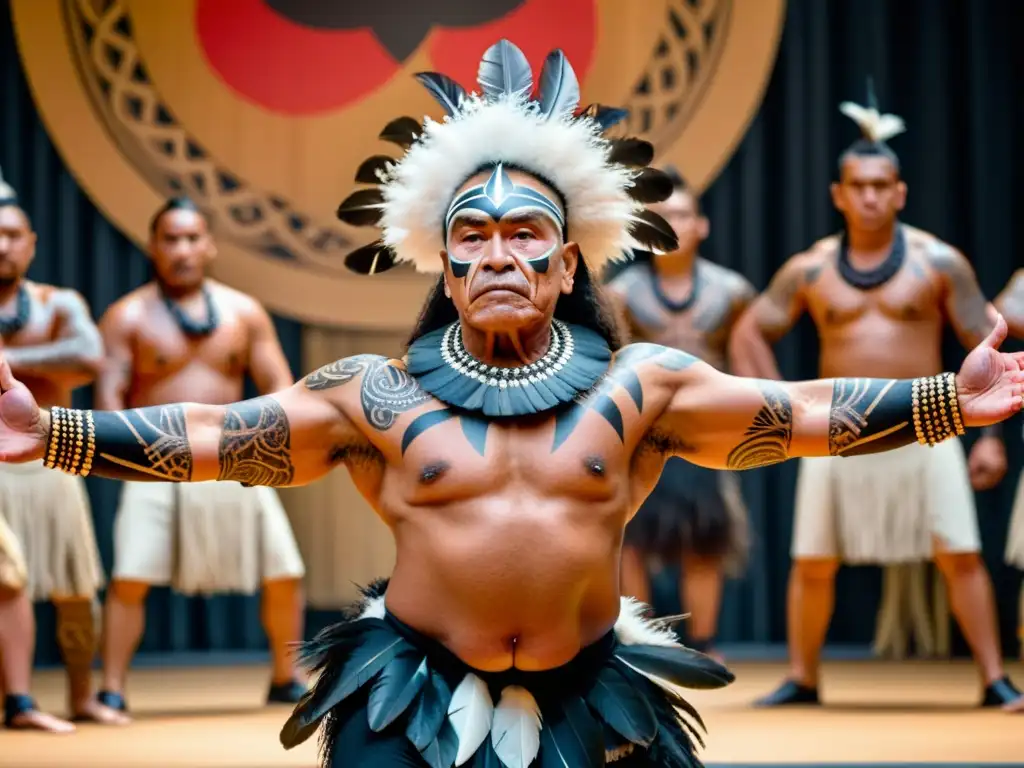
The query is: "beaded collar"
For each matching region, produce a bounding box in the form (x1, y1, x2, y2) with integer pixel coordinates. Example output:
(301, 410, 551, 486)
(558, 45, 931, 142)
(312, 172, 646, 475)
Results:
(837, 225, 906, 291)
(0, 284, 31, 338)
(159, 283, 219, 338)
(405, 319, 612, 417)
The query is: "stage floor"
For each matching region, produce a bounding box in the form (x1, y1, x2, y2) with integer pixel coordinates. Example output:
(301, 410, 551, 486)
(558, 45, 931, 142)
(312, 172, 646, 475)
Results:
(2, 660, 1022, 767)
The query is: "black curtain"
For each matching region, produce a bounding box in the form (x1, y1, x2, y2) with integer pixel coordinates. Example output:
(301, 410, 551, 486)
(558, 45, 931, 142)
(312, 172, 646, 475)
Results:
(690, 0, 1023, 653)
(0, 4, 305, 664)
(2, 0, 1022, 662)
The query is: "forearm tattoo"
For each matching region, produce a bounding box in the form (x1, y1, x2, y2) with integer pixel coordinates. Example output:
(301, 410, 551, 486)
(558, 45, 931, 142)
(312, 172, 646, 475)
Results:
(45, 405, 193, 481)
(218, 397, 295, 486)
(553, 343, 697, 452)
(304, 354, 431, 431)
(827, 373, 964, 457)
(725, 383, 793, 469)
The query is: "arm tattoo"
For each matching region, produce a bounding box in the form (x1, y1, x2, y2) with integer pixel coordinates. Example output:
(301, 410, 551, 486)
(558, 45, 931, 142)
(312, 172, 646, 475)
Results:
(754, 265, 803, 341)
(827, 378, 915, 456)
(218, 397, 295, 486)
(553, 343, 697, 451)
(928, 244, 991, 346)
(88, 406, 193, 481)
(305, 354, 432, 431)
(725, 383, 793, 469)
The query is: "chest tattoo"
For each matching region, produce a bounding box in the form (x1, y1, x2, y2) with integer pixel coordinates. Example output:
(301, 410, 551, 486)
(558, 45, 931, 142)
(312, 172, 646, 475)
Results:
(401, 408, 490, 457)
(553, 344, 696, 452)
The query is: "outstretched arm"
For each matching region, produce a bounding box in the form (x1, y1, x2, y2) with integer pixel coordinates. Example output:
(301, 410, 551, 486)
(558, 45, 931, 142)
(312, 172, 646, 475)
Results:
(646, 319, 1024, 470)
(0, 356, 372, 488)
(4, 290, 103, 387)
(728, 256, 813, 379)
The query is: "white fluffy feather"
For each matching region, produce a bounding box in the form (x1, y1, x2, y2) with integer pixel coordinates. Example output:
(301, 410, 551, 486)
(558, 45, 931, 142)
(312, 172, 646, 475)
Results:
(613, 597, 681, 648)
(379, 95, 637, 274)
(838, 100, 906, 143)
(491, 685, 542, 768)
(448, 673, 494, 766)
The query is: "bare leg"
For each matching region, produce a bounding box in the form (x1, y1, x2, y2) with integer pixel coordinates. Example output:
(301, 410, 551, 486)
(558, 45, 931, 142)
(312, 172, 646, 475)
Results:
(95, 579, 151, 723)
(680, 554, 724, 662)
(0, 585, 74, 733)
(754, 557, 837, 706)
(619, 545, 651, 606)
(261, 577, 306, 700)
(932, 547, 1002, 682)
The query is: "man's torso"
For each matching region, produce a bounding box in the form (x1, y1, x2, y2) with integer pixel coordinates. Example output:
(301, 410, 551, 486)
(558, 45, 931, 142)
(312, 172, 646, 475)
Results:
(799, 225, 953, 379)
(122, 281, 253, 407)
(610, 258, 748, 370)
(319, 344, 691, 673)
(5, 281, 75, 407)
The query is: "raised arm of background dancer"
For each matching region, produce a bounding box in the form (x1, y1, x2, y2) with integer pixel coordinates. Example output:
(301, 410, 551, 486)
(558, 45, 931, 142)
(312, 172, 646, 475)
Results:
(727, 254, 813, 379)
(246, 301, 294, 394)
(3, 289, 103, 386)
(95, 301, 135, 411)
(8, 355, 383, 487)
(994, 269, 1024, 340)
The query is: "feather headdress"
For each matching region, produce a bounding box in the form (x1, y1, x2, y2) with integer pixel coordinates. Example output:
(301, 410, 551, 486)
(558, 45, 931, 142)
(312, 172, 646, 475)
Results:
(0, 165, 17, 207)
(337, 39, 678, 276)
(838, 78, 906, 144)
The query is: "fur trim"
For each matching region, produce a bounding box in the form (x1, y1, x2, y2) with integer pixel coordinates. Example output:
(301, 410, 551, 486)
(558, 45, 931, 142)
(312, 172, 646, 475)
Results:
(380, 95, 637, 274)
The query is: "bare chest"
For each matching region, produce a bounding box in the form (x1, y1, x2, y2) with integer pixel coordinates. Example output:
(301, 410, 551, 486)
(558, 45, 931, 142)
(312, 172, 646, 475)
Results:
(807, 260, 943, 328)
(132, 313, 249, 379)
(623, 277, 732, 363)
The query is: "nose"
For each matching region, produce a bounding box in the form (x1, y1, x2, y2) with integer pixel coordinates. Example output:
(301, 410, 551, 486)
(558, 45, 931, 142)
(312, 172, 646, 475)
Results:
(479, 233, 516, 273)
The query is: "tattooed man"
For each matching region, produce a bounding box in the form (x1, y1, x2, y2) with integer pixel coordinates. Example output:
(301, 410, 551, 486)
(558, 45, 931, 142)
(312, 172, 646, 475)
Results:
(0, 171, 109, 731)
(994, 271, 1024, 654)
(606, 169, 753, 661)
(730, 90, 1022, 711)
(86, 197, 307, 723)
(1, 44, 1022, 766)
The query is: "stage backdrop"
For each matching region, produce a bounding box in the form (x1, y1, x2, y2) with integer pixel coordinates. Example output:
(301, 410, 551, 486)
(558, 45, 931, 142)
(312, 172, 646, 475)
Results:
(2, 0, 1022, 667)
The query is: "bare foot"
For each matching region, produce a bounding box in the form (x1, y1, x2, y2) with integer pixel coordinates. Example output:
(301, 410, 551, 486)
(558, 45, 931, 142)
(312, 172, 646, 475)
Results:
(72, 698, 132, 726)
(1002, 694, 1024, 713)
(7, 708, 76, 733)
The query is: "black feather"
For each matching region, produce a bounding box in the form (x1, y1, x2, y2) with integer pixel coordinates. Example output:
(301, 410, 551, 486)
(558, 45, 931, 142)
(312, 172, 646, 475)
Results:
(415, 72, 468, 116)
(581, 103, 630, 131)
(539, 695, 605, 768)
(344, 240, 398, 275)
(336, 188, 385, 227)
(585, 662, 658, 747)
(298, 627, 412, 729)
(379, 116, 421, 148)
(536, 49, 581, 119)
(477, 39, 533, 102)
(354, 155, 395, 185)
(627, 168, 675, 204)
(405, 666, 453, 752)
(626, 209, 680, 254)
(367, 654, 430, 732)
(615, 644, 735, 690)
(607, 138, 655, 168)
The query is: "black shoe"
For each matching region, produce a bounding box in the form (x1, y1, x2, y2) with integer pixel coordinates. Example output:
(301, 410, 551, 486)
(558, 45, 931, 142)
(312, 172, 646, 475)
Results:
(267, 680, 307, 705)
(981, 676, 1023, 708)
(753, 679, 820, 707)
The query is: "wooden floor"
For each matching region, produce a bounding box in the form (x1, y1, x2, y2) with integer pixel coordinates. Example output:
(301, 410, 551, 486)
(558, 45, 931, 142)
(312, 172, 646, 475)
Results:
(2, 660, 1023, 766)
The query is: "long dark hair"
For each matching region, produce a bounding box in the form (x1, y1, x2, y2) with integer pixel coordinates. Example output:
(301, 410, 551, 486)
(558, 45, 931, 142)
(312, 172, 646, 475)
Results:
(406, 259, 626, 351)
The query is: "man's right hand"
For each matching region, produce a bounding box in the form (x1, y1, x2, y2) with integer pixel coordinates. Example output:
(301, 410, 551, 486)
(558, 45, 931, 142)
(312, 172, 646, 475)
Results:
(0, 356, 47, 463)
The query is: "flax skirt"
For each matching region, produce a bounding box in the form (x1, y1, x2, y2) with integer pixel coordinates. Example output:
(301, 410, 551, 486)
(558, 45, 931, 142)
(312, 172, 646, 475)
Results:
(3, 660, 1021, 767)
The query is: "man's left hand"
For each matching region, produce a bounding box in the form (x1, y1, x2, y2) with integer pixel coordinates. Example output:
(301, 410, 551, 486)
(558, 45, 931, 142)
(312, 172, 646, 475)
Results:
(956, 314, 1024, 427)
(968, 435, 1007, 491)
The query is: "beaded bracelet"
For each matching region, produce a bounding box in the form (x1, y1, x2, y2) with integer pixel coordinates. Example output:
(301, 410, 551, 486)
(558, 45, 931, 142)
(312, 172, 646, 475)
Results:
(911, 372, 965, 447)
(42, 406, 95, 476)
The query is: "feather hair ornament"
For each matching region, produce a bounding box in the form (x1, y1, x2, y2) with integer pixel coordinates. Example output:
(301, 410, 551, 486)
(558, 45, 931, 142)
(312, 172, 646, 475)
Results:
(338, 39, 678, 276)
(838, 77, 906, 144)
(0, 165, 18, 206)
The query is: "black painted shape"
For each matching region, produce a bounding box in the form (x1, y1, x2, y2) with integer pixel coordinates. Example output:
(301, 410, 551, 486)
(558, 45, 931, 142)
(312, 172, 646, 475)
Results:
(401, 409, 455, 454)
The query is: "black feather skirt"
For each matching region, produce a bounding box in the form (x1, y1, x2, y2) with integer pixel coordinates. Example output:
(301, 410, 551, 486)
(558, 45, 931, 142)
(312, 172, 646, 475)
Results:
(625, 459, 750, 573)
(281, 579, 733, 768)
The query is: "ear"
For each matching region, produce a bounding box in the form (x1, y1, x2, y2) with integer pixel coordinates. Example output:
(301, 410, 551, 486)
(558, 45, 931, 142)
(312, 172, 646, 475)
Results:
(696, 214, 710, 241)
(894, 180, 908, 211)
(438, 250, 454, 297)
(829, 181, 844, 212)
(560, 242, 579, 294)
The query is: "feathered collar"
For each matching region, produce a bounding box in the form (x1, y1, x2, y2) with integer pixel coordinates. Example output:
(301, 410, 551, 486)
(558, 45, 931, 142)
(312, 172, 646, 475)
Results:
(405, 320, 611, 418)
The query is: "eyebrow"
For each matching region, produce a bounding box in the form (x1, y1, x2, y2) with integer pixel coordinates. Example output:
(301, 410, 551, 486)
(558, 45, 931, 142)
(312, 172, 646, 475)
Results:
(451, 211, 554, 230)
